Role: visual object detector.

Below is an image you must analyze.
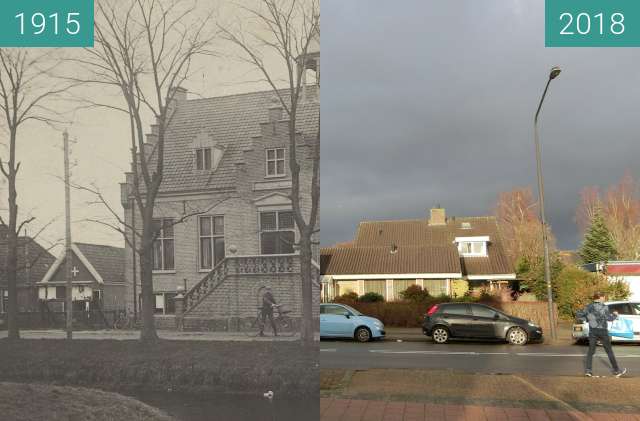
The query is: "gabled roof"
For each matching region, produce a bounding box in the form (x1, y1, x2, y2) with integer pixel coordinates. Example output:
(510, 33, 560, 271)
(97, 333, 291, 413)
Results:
(321, 215, 514, 278)
(0, 227, 56, 287)
(321, 245, 462, 277)
(153, 87, 319, 194)
(39, 243, 124, 285)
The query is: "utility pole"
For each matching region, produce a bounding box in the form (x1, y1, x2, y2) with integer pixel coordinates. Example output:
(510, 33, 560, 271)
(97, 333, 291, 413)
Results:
(63, 130, 73, 340)
(533, 66, 561, 341)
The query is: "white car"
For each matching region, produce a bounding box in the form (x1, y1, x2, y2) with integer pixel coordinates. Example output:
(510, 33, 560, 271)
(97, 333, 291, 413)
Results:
(573, 301, 640, 344)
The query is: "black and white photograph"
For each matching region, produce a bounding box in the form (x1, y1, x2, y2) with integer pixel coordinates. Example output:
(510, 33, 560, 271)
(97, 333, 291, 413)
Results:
(0, 1, 319, 420)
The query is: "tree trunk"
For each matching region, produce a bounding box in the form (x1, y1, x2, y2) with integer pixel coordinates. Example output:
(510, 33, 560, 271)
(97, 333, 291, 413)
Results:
(6, 138, 19, 339)
(139, 210, 158, 342)
(299, 232, 314, 347)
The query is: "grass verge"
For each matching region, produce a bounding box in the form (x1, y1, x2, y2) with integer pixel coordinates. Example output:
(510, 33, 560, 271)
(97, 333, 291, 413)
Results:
(0, 382, 174, 421)
(321, 368, 640, 413)
(0, 339, 317, 396)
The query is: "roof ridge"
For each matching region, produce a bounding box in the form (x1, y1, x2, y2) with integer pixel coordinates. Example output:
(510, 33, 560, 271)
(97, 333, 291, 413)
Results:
(74, 242, 124, 251)
(183, 84, 317, 103)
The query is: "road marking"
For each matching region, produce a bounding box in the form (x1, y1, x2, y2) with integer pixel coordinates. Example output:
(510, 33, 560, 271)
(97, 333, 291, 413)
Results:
(364, 349, 640, 358)
(320, 348, 337, 352)
(369, 350, 509, 355)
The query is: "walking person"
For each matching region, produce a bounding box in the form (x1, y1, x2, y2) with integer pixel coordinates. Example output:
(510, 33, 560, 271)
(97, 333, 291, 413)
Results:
(259, 287, 278, 337)
(576, 292, 627, 377)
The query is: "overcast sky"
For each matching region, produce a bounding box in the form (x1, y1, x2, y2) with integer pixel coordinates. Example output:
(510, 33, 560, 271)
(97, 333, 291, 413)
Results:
(321, 0, 640, 250)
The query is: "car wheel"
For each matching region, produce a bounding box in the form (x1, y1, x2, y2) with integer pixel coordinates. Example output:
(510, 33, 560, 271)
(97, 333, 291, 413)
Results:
(355, 327, 371, 342)
(507, 327, 528, 345)
(432, 326, 449, 344)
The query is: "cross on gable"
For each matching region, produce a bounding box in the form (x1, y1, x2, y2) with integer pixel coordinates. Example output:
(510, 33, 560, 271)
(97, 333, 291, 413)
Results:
(72, 266, 79, 277)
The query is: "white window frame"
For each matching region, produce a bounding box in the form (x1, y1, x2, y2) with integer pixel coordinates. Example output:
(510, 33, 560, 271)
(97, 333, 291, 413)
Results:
(198, 215, 225, 272)
(265, 147, 286, 177)
(259, 210, 296, 254)
(195, 147, 212, 170)
(152, 218, 175, 272)
(458, 241, 487, 257)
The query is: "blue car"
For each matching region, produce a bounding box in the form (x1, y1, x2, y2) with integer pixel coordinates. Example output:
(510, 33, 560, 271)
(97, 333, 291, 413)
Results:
(320, 303, 385, 342)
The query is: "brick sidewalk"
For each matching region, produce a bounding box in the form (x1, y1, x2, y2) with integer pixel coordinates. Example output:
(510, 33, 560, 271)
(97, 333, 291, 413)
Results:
(320, 398, 640, 420)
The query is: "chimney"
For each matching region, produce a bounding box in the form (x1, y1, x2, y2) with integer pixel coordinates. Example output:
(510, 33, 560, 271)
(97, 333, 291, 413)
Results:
(429, 206, 446, 226)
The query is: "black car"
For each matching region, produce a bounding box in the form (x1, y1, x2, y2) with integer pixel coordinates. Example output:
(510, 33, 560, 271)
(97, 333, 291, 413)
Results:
(422, 302, 543, 345)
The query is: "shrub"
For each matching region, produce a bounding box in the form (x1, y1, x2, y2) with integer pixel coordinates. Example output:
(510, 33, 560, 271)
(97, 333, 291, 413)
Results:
(358, 292, 384, 302)
(399, 285, 430, 303)
(553, 266, 630, 319)
(334, 292, 358, 304)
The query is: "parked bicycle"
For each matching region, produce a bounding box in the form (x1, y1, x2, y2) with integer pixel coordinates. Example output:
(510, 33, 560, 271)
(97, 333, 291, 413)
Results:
(112, 310, 141, 330)
(244, 304, 295, 337)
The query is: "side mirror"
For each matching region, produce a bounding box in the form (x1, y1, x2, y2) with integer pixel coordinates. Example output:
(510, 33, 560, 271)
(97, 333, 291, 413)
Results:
(343, 312, 351, 318)
(493, 313, 500, 320)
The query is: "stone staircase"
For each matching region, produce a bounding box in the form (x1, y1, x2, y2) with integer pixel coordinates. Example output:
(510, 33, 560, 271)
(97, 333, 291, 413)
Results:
(175, 254, 318, 331)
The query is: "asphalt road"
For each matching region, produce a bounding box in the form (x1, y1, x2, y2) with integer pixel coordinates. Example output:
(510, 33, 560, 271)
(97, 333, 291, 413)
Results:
(320, 339, 640, 376)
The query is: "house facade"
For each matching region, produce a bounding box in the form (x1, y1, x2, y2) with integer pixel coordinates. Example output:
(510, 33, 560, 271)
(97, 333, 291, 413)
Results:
(120, 62, 320, 330)
(583, 261, 640, 302)
(321, 208, 516, 302)
(0, 227, 56, 313)
(37, 243, 126, 312)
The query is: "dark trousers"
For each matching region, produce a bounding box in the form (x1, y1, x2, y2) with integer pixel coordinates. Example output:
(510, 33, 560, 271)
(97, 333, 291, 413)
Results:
(260, 309, 277, 335)
(586, 328, 620, 372)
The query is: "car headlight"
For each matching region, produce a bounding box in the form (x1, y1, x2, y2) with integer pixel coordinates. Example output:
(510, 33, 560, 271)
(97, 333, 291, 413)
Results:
(374, 321, 383, 328)
(528, 322, 537, 327)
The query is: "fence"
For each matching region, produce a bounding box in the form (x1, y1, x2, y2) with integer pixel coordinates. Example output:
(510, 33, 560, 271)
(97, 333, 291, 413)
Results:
(0, 309, 124, 330)
(337, 298, 558, 332)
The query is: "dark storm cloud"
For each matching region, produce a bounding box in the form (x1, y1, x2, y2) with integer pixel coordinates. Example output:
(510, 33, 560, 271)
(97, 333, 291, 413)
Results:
(321, 0, 640, 249)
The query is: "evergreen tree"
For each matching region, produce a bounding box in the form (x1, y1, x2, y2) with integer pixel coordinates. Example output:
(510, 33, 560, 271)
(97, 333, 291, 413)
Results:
(579, 210, 618, 264)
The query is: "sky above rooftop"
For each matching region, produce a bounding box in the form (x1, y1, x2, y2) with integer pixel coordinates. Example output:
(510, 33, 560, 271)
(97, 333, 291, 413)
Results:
(321, 0, 640, 250)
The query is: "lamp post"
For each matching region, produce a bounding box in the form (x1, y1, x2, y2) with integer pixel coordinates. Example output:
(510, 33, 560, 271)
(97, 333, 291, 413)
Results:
(534, 66, 561, 340)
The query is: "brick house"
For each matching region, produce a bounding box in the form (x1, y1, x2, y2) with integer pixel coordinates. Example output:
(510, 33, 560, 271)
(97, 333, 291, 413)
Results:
(120, 74, 320, 329)
(0, 227, 56, 313)
(320, 207, 515, 302)
(36, 243, 126, 312)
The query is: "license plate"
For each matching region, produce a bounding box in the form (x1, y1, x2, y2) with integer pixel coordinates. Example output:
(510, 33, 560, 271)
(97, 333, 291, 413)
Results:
(573, 326, 583, 332)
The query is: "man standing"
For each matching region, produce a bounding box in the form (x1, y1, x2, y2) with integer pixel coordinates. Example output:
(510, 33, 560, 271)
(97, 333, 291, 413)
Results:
(259, 286, 278, 337)
(576, 292, 627, 377)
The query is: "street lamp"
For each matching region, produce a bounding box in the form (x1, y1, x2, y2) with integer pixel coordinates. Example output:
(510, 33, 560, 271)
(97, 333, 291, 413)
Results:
(534, 66, 561, 340)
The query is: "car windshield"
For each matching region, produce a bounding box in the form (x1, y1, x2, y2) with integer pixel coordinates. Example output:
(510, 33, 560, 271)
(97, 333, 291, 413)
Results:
(339, 304, 363, 316)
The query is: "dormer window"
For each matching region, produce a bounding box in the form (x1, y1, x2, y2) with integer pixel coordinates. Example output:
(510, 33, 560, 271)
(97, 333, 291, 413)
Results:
(196, 148, 212, 170)
(266, 148, 286, 177)
(454, 236, 489, 257)
(193, 129, 224, 172)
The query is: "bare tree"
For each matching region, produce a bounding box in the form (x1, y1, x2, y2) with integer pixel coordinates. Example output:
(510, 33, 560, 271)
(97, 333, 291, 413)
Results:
(577, 172, 640, 260)
(0, 49, 70, 339)
(71, 0, 215, 342)
(220, 0, 320, 346)
(495, 187, 557, 265)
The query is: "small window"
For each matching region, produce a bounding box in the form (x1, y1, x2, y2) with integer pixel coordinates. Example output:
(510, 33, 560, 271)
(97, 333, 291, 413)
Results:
(323, 305, 348, 315)
(260, 211, 295, 254)
(196, 148, 212, 170)
(471, 305, 498, 318)
(152, 218, 175, 271)
(609, 303, 632, 315)
(56, 286, 66, 299)
(442, 304, 469, 315)
(266, 148, 286, 176)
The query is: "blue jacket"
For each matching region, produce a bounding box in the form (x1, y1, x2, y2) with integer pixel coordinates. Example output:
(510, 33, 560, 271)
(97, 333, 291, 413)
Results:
(576, 301, 617, 330)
